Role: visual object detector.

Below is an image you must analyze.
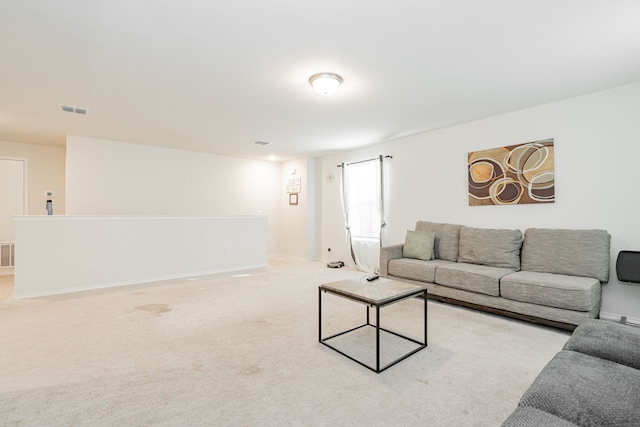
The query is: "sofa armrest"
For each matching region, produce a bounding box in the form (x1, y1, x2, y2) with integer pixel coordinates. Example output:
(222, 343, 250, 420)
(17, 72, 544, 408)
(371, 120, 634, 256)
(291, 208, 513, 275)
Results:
(563, 319, 640, 370)
(380, 244, 404, 277)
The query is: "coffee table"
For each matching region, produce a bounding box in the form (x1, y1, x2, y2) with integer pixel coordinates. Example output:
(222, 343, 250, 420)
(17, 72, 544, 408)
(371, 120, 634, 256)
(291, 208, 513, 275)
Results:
(319, 277, 427, 373)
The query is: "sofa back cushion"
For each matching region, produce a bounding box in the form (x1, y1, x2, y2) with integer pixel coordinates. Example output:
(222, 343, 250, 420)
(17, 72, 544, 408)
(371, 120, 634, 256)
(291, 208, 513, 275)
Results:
(521, 228, 610, 282)
(415, 221, 462, 262)
(457, 226, 523, 270)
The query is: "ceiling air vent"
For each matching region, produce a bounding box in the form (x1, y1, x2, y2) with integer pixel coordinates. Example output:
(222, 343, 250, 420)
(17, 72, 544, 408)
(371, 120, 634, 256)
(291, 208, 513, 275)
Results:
(253, 140, 271, 146)
(60, 104, 89, 115)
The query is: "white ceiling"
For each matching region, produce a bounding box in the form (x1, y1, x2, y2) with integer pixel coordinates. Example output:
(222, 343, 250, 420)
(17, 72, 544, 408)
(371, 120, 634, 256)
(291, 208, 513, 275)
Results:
(1, 1, 640, 162)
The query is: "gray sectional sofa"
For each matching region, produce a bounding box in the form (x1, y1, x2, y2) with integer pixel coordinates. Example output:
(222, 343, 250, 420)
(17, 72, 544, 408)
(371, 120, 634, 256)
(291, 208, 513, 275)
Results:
(502, 319, 640, 426)
(380, 221, 611, 329)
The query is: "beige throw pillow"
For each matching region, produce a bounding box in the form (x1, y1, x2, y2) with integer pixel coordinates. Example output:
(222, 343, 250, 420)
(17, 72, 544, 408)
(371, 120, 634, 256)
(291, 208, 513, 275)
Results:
(403, 230, 435, 261)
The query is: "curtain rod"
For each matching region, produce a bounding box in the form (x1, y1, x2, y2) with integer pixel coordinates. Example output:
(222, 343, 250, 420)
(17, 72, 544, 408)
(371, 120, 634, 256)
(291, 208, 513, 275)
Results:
(337, 155, 392, 167)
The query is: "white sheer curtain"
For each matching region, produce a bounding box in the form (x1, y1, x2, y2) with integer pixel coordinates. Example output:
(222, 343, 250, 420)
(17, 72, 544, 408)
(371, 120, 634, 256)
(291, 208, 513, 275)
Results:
(340, 156, 386, 273)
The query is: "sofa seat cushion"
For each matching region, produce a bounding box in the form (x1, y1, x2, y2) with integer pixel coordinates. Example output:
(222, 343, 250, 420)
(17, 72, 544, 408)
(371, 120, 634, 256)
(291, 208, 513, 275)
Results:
(502, 406, 579, 427)
(518, 350, 640, 427)
(500, 271, 600, 311)
(563, 319, 640, 370)
(388, 258, 453, 283)
(435, 262, 515, 296)
(457, 226, 523, 269)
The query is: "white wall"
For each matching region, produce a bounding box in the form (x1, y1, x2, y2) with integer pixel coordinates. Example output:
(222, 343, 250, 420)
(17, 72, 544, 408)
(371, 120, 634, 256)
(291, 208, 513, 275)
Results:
(0, 158, 25, 241)
(279, 157, 321, 260)
(279, 158, 307, 259)
(14, 215, 267, 298)
(320, 81, 640, 323)
(66, 136, 282, 254)
(0, 140, 66, 216)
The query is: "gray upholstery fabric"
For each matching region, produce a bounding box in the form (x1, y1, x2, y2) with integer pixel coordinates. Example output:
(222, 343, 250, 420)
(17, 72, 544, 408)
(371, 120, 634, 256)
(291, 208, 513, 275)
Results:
(421, 279, 599, 325)
(435, 262, 515, 296)
(415, 221, 462, 262)
(502, 406, 579, 427)
(564, 319, 640, 370)
(379, 244, 403, 277)
(500, 271, 601, 311)
(520, 228, 611, 282)
(388, 258, 453, 283)
(518, 350, 640, 427)
(381, 224, 608, 328)
(402, 229, 435, 261)
(457, 226, 523, 269)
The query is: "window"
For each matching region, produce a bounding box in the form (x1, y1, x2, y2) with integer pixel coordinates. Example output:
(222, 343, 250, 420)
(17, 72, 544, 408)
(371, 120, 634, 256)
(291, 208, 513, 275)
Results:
(340, 155, 389, 273)
(344, 160, 381, 240)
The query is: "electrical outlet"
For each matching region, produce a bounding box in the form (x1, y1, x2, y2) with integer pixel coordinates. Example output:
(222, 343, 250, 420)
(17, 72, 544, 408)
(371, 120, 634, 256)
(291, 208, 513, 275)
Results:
(90, 259, 98, 269)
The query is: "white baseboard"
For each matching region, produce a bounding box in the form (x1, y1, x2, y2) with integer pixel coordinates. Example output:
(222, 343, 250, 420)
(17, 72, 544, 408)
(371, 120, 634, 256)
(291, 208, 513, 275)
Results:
(599, 312, 640, 327)
(0, 267, 14, 276)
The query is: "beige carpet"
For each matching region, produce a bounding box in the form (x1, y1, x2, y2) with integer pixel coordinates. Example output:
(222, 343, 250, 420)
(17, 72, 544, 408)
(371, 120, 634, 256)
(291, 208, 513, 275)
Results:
(0, 258, 570, 426)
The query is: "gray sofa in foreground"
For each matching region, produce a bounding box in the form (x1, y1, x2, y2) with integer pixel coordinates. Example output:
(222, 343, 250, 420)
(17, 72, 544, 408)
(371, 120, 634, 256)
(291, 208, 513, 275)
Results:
(380, 221, 611, 329)
(502, 319, 640, 426)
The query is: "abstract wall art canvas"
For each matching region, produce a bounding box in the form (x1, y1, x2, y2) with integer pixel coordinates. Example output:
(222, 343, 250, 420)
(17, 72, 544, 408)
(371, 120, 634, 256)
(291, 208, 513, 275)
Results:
(468, 139, 554, 206)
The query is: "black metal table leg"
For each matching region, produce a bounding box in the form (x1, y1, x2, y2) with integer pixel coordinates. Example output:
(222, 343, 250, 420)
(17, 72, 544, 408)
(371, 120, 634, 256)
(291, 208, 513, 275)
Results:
(424, 289, 428, 346)
(318, 288, 322, 342)
(376, 305, 381, 372)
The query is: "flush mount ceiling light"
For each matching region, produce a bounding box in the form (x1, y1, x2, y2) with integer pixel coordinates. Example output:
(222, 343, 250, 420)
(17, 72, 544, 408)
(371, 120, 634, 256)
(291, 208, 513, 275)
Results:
(308, 72, 343, 95)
